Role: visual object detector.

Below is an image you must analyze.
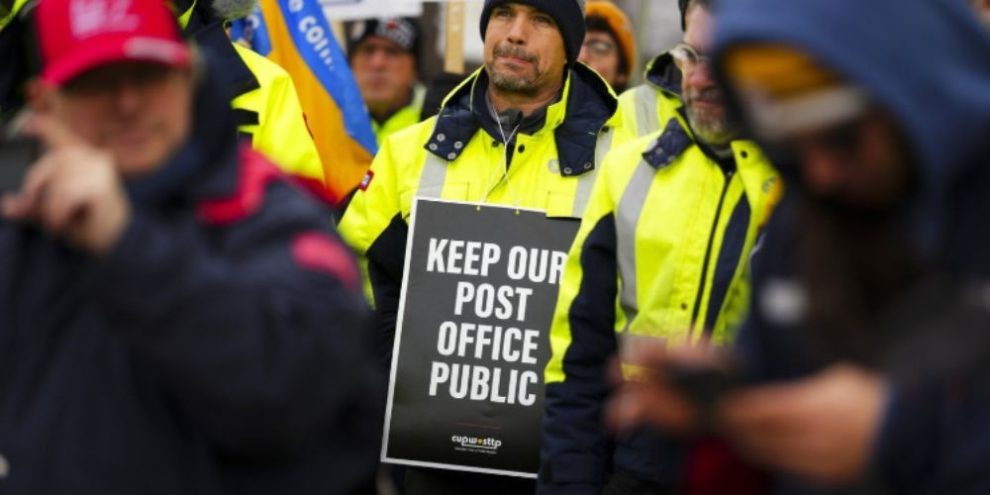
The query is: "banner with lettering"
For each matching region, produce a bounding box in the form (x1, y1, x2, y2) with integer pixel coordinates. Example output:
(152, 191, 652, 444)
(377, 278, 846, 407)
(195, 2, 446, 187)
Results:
(233, 0, 377, 198)
(382, 199, 579, 478)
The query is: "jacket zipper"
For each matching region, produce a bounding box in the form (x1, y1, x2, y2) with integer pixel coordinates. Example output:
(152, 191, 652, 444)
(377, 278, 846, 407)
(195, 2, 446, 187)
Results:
(689, 169, 734, 338)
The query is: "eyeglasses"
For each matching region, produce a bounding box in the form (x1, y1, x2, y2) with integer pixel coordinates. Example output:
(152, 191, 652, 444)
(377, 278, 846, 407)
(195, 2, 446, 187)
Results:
(582, 39, 617, 58)
(670, 43, 711, 72)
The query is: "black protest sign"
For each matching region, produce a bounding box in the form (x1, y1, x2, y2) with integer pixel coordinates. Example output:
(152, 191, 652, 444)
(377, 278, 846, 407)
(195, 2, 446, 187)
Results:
(383, 199, 579, 478)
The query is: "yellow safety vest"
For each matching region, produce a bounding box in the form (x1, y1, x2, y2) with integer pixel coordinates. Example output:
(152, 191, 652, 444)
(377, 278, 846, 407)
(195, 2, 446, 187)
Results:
(231, 44, 324, 181)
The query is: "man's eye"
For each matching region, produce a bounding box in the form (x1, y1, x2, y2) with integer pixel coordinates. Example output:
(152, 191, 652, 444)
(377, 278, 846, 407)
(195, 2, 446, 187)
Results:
(493, 8, 512, 18)
(534, 15, 554, 26)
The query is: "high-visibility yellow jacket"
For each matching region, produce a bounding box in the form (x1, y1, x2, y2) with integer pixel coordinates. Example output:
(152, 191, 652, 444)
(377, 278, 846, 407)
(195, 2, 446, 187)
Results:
(231, 43, 324, 181)
(178, 11, 324, 182)
(538, 116, 779, 491)
(0, 0, 30, 115)
(614, 53, 685, 146)
(339, 64, 620, 365)
(0, 0, 28, 30)
(372, 84, 425, 145)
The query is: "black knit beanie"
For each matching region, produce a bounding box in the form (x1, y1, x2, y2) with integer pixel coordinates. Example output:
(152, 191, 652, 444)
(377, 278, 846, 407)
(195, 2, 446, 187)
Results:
(348, 17, 421, 60)
(479, 0, 587, 65)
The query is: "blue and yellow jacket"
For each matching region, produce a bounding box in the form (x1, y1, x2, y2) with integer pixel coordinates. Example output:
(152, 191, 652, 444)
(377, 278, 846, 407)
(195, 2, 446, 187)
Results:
(614, 53, 685, 145)
(339, 64, 620, 367)
(539, 114, 778, 492)
(231, 43, 325, 181)
(182, 13, 324, 181)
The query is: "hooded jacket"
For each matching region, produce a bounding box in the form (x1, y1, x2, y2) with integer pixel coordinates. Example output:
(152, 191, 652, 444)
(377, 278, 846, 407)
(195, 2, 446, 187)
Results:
(0, 68, 381, 495)
(713, 0, 990, 493)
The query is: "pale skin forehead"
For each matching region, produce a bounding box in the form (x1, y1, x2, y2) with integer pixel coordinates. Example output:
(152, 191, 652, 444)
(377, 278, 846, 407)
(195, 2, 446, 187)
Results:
(683, 6, 714, 51)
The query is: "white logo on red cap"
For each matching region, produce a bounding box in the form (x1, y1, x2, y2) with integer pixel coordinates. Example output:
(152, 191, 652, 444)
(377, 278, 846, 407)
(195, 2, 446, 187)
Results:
(70, 0, 139, 38)
(124, 37, 185, 63)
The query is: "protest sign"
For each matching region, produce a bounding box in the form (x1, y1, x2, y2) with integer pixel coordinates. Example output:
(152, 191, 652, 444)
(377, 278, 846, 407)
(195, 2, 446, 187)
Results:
(383, 199, 579, 478)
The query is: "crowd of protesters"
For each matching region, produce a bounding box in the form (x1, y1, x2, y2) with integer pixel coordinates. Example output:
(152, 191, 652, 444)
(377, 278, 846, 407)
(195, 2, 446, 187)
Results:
(1, 0, 990, 494)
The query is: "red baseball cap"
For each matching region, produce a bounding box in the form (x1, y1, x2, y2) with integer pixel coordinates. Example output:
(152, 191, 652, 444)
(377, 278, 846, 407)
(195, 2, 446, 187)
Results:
(36, 0, 191, 86)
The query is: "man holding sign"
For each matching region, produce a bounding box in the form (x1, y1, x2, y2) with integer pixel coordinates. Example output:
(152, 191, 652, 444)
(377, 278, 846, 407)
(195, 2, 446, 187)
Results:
(339, 0, 618, 492)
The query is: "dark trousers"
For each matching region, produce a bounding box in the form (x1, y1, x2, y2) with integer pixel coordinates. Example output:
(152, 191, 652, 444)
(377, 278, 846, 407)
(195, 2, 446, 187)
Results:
(405, 467, 536, 495)
(604, 471, 675, 495)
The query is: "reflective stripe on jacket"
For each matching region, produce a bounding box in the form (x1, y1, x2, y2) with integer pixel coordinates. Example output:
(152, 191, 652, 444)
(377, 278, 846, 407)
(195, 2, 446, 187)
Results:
(539, 115, 778, 491)
(339, 64, 619, 366)
(614, 53, 685, 146)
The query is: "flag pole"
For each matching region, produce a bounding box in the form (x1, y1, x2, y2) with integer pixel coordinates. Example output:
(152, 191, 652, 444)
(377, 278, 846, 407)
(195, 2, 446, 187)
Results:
(331, 20, 346, 52)
(444, 0, 466, 74)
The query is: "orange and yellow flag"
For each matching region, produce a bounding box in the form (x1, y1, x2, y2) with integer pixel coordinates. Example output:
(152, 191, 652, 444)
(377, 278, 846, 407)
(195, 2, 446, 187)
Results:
(233, 1, 377, 198)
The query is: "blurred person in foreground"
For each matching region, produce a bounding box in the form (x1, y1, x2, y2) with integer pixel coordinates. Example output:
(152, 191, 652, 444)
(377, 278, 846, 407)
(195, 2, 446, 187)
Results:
(579, 0, 635, 94)
(607, 0, 990, 493)
(348, 17, 424, 145)
(538, 0, 778, 493)
(0, 0, 380, 493)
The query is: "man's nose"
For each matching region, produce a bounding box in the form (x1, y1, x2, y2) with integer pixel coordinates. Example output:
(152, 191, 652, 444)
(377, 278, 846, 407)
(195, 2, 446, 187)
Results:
(368, 48, 389, 68)
(506, 16, 529, 44)
(686, 62, 714, 89)
(112, 81, 144, 116)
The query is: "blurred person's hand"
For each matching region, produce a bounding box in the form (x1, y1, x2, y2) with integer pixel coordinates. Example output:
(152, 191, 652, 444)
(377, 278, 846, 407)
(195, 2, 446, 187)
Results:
(606, 341, 730, 436)
(719, 364, 887, 484)
(1, 113, 131, 256)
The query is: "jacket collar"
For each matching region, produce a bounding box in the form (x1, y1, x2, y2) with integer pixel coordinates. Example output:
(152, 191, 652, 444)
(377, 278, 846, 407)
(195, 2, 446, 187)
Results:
(642, 117, 693, 170)
(425, 63, 618, 177)
(644, 52, 683, 97)
(188, 21, 260, 101)
(642, 107, 743, 172)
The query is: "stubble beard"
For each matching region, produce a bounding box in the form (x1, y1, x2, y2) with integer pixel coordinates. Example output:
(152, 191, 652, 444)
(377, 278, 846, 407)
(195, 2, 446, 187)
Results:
(488, 44, 543, 96)
(490, 69, 540, 95)
(687, 104, 738, 147)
